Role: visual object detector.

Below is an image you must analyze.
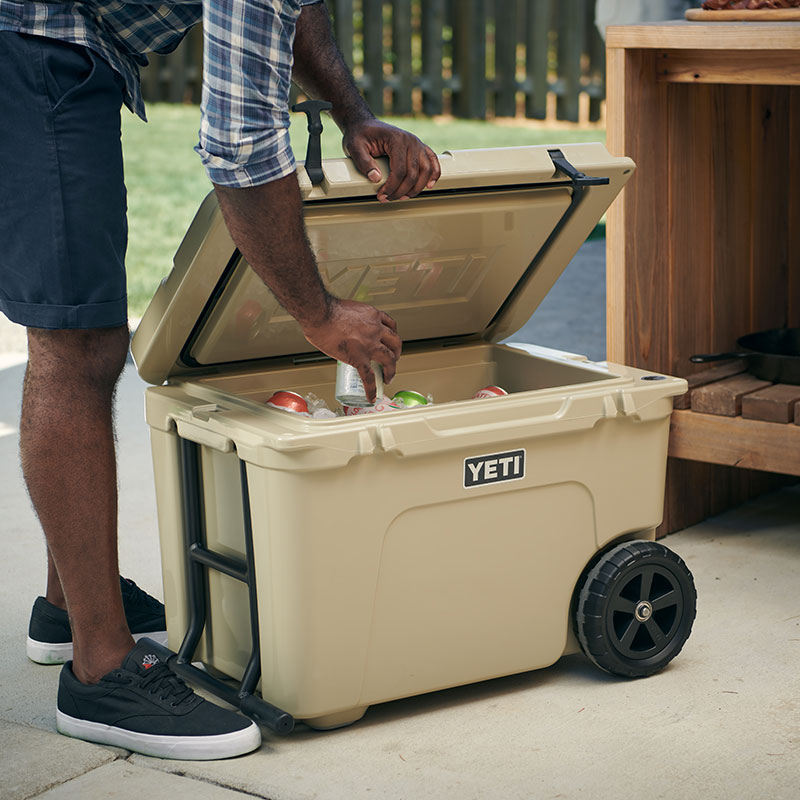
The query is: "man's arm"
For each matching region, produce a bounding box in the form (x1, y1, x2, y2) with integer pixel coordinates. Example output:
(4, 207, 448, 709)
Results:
(213, 174, 401, 399)
(204, 0, 434, 400)
(291, 2, 441, 202)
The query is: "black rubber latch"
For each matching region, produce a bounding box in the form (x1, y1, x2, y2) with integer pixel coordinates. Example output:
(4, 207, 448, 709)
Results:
(548, 149, 610, 187)
(292, 100, 333, 185)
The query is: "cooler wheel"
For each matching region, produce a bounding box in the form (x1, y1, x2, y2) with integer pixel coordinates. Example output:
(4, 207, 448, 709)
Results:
(575, 540, 696, 678)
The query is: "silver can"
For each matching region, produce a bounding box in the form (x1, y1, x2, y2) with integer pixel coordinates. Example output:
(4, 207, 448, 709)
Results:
(335, 361, 384, 407)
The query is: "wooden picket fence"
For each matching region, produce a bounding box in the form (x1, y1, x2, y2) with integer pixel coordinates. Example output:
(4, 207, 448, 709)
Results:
(140, 0, 605, 123)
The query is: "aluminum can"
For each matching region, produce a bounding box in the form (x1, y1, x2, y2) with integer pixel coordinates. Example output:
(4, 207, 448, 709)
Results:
(473, 385, 508, 399)
(335, 361, 384, 407)
(343, 398, 403, 416)
(265, 390, 309, 414)
(392, 390, 428, 407)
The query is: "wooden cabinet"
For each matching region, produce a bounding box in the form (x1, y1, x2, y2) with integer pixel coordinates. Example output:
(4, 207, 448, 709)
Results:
(605, 22, 800, 534)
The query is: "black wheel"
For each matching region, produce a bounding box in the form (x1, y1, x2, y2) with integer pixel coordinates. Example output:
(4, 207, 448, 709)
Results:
(575, 540, 696, 678)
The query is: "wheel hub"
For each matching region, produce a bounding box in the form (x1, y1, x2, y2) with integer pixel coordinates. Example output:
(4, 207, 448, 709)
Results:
(634, 600, 653, 622)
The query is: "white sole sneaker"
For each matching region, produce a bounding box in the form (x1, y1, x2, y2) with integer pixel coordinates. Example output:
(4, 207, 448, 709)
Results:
(27, 630, 169, 665)
(56, 710, 262, 760)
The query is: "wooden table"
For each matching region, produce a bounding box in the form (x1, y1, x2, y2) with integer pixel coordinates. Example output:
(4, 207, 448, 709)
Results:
(605, 22, 800, 535)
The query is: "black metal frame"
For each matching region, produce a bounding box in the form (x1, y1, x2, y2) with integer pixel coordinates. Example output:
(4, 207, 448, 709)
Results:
(169, 437, 294, 735)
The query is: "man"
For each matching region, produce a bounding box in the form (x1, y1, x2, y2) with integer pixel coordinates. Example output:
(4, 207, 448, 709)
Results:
(0, 0, 439, 760)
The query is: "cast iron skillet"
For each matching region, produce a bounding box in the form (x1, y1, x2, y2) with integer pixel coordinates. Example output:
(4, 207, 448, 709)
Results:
(690, 328, 800, 385)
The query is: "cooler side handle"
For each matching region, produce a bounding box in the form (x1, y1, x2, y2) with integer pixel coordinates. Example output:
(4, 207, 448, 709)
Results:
(174, 419, 235, 453)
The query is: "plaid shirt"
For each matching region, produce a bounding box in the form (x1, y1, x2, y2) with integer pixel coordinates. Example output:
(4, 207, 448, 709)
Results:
(0, 0, 322, 187)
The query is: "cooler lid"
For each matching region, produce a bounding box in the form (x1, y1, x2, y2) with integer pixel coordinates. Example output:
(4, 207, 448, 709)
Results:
(132, 143, 633, 384)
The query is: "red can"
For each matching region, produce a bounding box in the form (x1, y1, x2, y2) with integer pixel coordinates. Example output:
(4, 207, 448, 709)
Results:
(473, 385, 508, 399)
(342, 404, 371, 416)
(265, 391, 309, 414)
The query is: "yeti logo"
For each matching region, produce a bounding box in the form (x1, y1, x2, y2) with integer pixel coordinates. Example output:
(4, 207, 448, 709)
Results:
(142, 654, 160, 670)
(464, 449, 525, 488)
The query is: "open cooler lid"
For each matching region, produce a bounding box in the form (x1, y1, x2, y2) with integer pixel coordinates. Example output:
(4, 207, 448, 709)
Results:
(132, 142, 634, 384)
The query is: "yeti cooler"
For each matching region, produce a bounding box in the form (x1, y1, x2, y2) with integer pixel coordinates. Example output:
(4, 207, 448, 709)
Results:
(131, 143, 691, 733)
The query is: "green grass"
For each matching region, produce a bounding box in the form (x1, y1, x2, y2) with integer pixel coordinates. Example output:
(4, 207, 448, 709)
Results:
(122, 104, 605, 317)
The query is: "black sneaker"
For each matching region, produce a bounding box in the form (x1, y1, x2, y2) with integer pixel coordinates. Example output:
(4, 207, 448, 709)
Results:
(27, 577, 168, 665)
(56, 638, 261, 760)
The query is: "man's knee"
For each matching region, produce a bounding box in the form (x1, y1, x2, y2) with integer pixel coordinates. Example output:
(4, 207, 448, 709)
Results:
(26, 326, 130, 393)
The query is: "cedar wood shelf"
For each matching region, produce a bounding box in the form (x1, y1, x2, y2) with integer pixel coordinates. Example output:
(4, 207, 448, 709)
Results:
(605, 22, 800, 534)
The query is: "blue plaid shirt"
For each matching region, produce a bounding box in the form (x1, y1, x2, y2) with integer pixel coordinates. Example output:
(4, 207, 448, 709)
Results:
(0, 0, 322, 187)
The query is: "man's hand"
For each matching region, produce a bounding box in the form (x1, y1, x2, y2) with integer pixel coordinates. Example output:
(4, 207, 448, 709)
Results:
(292, 4, 441, 203)
(342, 119, 441, 203)
(302, 298, 402, 402)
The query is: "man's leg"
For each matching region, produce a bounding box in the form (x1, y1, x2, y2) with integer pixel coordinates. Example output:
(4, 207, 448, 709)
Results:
(0, 32, 260, 758)
(21, 326, 133, 683)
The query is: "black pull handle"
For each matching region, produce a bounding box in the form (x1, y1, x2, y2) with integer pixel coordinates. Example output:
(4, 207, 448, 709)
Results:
(292, 100, 333, 186)
(689, 352, 749, 363)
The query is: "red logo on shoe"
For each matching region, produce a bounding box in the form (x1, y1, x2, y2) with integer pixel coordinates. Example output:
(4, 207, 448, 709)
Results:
(142, 654, 159, 670)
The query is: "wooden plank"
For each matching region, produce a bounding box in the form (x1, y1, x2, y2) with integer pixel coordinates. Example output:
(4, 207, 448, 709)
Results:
(332, 0, 356, 72)
(363, 0, 385, 114)
(421, 0, 446, 115)
(391, 0, 413, 114)
(606, 22, 800, 52)
(452, 0, 487, 118)
(587, 0, 606, 122)
(789, 87, 800, 328)
(656, 50, 800, 85)
(140, 55, 166, 103)
(524, 0, 552, 119)
(167, 44, 188, 104)
(605, 49, 670, 370)
(750, 85, 791, 333)
(668, 82, 717, 377)
(686, 9, 800, 22)
(742, 384, 800, 423)
(659, 458, 732, 537)
(187, 26, 204, 105)
(673, 361, 748, 409)
(711, 85, 753, 352)
(691, 374, 772, 417)
(556, 0, 584, 122)
(493, 0, 518, 117)
(605, 47, 628, 365)
(795, 400, 800, 424)
(658, 457, 794, 536)
(670, 410, 800, 476)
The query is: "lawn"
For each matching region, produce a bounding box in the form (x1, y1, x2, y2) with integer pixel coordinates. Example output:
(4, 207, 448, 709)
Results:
(122, 104, 605, 317)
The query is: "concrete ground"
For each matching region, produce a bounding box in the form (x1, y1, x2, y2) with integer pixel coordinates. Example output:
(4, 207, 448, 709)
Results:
(1, 240, 799, 799)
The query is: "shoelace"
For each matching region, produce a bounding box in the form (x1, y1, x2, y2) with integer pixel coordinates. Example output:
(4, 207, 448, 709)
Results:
(137, 663, 196, 706)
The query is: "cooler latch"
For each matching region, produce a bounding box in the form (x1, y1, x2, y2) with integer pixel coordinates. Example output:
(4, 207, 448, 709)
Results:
(292, 99, 333, 185)
(548, 149, 610, 188)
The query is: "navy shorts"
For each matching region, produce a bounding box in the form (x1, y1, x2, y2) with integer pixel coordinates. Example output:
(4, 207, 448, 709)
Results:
(0, 31, 128, 329)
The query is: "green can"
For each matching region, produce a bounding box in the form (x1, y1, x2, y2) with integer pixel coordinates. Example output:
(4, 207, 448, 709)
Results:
(392, 390, 428, 407)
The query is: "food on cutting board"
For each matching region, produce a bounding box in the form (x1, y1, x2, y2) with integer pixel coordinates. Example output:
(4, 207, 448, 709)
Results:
(701, 1, 800, 9)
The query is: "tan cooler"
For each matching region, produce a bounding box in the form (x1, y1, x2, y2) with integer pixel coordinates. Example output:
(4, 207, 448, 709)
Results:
(131, 143, 696, 733)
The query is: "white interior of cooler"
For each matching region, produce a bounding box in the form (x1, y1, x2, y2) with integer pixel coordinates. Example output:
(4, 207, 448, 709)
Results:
(191, 342, 615, 412)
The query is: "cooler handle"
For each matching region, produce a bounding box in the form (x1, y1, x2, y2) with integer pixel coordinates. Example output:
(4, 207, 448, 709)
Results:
(174, 419, 235, 453)
(292, 100, 332, 185)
